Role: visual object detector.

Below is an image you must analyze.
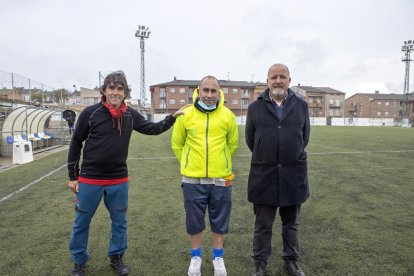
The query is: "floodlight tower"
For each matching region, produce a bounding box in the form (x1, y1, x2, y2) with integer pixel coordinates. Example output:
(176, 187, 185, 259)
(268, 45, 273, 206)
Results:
(401, 40, 414, 122)
(135, 25, 151, 104)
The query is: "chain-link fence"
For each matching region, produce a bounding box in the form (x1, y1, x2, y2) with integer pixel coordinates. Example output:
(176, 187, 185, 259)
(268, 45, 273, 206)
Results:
(0, 69, 71, 107)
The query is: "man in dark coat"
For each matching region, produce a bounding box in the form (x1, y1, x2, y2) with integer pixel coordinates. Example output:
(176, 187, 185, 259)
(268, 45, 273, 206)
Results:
(246, 63, 310, 276)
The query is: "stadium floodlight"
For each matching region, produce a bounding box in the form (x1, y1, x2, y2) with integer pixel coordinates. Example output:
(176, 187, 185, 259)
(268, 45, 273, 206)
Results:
(401, 39, 414, 125)
(135, 25, 151, 105)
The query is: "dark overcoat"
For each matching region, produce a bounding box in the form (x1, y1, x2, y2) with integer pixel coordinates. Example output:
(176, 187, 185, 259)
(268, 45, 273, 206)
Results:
(245, 89, 310, 207)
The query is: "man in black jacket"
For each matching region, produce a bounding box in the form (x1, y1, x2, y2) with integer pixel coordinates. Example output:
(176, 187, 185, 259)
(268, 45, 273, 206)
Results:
(246, 64, 310, 276)
(67, 71, 189, 276)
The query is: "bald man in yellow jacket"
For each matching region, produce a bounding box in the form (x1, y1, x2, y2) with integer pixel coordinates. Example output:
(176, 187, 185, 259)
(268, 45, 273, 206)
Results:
(171, 75, 238, 276)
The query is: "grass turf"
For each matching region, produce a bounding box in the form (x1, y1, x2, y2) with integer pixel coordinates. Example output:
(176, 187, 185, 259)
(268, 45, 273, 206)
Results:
(0, 126, 413, 275)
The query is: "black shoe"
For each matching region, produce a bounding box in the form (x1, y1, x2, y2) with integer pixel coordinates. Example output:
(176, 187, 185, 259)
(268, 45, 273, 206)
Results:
(251, 261, 266, 276)
(283, 260, 305, 276)
(71, 264, 85, 276)
(110, 255, 130, 276)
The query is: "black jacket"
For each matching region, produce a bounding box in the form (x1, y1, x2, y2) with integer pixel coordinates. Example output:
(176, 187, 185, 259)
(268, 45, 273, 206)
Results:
(245, 89, 310, 206)
(67, 103, 175, 181)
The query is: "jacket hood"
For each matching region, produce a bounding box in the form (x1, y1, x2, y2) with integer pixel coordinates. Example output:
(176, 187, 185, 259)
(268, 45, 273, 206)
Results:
(192, 88, 225, 109)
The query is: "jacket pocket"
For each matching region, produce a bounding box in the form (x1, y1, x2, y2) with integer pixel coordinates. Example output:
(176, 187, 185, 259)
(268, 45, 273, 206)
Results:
(298, 151, 307, 161)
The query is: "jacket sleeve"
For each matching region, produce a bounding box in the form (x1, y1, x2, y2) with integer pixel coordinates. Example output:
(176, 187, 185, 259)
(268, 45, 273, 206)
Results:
(227, 112, 239, 156)
(245, 104, 255, 152)
(67, 109, 90, 180)
(171, 115, 186, 162)
(132, 109, 176, 135)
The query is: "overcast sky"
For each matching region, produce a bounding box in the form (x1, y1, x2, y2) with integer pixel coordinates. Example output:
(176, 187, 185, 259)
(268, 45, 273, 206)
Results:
(0, 0, 413, 100)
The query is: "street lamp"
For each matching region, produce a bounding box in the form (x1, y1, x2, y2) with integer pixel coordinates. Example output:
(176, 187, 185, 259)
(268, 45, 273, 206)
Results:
(401, 39, 414, 124)
(135, 25, 151, 106)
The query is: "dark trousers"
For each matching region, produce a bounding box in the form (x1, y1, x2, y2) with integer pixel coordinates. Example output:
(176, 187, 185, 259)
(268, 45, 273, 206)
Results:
(252, 204, 301, 265)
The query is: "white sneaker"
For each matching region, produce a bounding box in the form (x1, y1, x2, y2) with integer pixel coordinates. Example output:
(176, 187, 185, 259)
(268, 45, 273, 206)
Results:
(188, 256, 202, 276)
(212, 257, 227, 276)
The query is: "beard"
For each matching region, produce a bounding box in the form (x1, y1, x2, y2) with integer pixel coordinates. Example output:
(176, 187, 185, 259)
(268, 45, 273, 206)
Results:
(271, 87, 287, 100)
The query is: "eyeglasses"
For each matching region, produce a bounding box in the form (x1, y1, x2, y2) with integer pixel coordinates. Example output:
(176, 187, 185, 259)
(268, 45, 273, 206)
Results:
(107, 85, 124, 91)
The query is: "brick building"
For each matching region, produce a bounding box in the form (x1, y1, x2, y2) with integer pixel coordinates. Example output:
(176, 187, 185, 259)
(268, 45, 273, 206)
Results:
(345, 91, 414, 120)
(149, 79, 352, 122)
(0, 88, 23, 101)
(291, 86, 346, 117)
(149, 78, 267, 116)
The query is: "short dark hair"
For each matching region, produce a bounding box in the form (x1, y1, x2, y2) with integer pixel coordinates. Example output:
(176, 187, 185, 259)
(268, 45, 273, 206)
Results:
(99, 70, 131, 98)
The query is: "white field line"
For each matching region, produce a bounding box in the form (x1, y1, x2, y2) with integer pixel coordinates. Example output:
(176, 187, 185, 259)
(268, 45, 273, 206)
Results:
(129, 149, 414, 160)
(2, 149, 413, 203)
(0, 164, 66, 203)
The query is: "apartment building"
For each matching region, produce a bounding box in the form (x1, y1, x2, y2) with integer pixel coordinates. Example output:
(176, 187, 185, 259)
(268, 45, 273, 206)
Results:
(345, 91, 414, 120)
(292, 86, 346, 117)
(80, 87, 100, 106)
(149, 78, 267, 116)
(0, 88, 23, 101)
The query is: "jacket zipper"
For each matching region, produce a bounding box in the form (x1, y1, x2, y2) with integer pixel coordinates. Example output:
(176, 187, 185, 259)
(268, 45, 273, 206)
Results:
(205, 113, 209, 177)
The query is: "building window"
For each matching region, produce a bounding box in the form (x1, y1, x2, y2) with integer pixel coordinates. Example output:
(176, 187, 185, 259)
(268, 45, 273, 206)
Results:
(180, 88, 185, 93)
(232, 89, 238, 93)
(336, 99, 340, 106)
(316, 98, 321, 103)
(159, 99, 166, 108)
(232, 99, 238, 104)
(377, 111, 381, 116)
(241, 99, 249, 108)
(223, 88, 228, 93)
(160, 88, 166, 98)
(329, 99, 334, 105)
(385, 112, 389, 116)
(169, 99, 175, 104)
(188, 88, 194, 97)
(170, 88, 175, 93)
(385, 102, 389, 106)
(394, 102, 398, 107)
(179, 99, 185, 104)
(377, 101, 381, 105)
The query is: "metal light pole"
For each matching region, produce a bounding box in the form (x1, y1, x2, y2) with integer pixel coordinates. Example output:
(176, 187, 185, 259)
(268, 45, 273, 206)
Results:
(135, 25, 151, 105)
(99, 71, 104, 88)
(401, 40, 414, 123)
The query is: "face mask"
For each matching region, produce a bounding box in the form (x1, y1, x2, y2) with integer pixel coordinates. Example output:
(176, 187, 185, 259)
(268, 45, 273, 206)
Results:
(197, 100, 217, 111)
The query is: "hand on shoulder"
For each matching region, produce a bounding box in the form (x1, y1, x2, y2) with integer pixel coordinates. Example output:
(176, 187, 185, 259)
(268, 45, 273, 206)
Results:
(173, 104, 192, 117)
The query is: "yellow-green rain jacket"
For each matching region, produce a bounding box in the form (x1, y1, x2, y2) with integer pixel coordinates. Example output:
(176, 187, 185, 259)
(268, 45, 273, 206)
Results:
(171, 89, 238, 179)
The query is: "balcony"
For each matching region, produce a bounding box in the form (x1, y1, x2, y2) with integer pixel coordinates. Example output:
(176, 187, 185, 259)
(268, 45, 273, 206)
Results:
(329, 104, 341, 108)
(309, 103, 321, 107)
